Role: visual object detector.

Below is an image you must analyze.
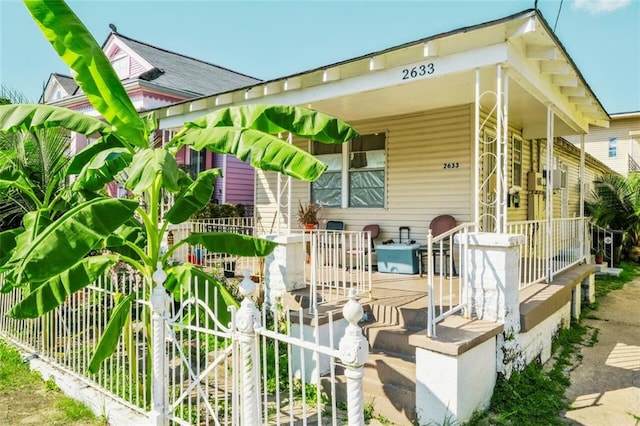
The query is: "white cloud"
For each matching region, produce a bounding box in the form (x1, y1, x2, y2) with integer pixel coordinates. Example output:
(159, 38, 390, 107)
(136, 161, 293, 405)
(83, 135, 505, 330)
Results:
(572, 0, 631, 14)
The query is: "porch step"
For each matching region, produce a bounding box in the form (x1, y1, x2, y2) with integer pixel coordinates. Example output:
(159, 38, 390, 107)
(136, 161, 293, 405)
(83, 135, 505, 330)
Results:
(365, 325, 417, 357)
(367, 302, 428, 330)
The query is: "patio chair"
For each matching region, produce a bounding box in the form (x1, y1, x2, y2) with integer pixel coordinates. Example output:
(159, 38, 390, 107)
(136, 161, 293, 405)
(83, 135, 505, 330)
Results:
(419, 215, 457, 276)
(326, 220, 345, 231)
(346, 224, 380, 270)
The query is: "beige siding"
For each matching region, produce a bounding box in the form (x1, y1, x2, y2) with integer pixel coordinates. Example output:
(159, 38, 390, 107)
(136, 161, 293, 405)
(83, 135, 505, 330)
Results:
(255, 106, 612, 241)
(566, 116, 640, 176)
(255, 105, 473, 244)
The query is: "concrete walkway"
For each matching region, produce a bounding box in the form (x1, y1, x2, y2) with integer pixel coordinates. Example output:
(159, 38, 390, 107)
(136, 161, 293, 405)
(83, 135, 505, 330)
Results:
(562, 277, 640, 425)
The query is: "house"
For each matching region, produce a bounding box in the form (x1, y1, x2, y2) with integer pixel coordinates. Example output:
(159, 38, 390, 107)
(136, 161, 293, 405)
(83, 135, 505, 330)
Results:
(41, 26, 259, 207)
(151, 8, 615, 424)
(155, 8, 609, 238)
(565, 111, 640, 176)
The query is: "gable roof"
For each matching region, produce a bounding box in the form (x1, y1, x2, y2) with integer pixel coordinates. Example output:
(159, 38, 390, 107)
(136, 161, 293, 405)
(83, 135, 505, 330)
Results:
(108, 31, 261, 97)
(53, 73, 78, 95)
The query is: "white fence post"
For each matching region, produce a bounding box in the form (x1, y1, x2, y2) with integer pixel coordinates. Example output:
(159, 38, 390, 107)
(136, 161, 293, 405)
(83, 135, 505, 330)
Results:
(149, 263, 171, 426)
(236, 269, 262, 425)
(339, 288, 368, 426)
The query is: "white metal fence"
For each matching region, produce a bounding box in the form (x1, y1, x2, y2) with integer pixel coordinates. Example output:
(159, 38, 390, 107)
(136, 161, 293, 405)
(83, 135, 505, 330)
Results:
(0, 268, 368, 425)
(304, 229, 373, 312)
(506, 217, 587, 288)
(169, 218, 261, 279)
(425, 222, 475, 337)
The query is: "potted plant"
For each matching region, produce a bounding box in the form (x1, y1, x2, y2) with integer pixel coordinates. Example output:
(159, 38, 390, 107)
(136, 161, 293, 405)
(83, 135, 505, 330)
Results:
(298, 201, 320, 229)
(593, 242, 605, 264)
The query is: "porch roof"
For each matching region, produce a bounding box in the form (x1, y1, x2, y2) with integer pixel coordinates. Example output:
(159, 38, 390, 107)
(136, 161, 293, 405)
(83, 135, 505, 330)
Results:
(155, 9, 609, 139)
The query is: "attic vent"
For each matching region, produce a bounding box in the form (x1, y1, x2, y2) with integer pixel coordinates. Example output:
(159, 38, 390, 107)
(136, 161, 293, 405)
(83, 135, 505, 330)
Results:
(139, 67, 165, 81)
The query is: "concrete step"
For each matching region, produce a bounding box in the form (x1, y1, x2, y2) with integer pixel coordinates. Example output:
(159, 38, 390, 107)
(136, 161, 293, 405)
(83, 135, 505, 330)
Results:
(364, 324, 417, 357)
(368, 303, 428, 329)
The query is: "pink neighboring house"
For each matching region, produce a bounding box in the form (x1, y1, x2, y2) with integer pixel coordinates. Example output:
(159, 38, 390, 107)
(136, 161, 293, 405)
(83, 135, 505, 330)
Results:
(41, 25, 258, 208)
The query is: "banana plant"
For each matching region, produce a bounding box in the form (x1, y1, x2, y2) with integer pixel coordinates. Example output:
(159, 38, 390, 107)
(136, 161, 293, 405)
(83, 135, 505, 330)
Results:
(0, 0, 358, 376)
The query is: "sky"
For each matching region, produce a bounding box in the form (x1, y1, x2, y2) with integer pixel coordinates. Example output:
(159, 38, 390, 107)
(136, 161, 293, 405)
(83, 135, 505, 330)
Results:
(1, 0, 638, 114)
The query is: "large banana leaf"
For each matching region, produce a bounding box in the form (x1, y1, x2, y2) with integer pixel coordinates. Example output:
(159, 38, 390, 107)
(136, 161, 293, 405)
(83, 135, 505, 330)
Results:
(125, 148, 181, 194)
(165, 263, 239, 327)
(0, 104, 111, 136)
(0, 166, 35, 195)
(164, 168, 221, 224)
(68, 134, 126, 175)
(185, 105, 358, 144)
(7, 254, 118, 319)
(182, 232, 278, 257)
(181, 127, 328, 182)
(11, 197, 138, 284)
(72, 147, 132, 191)
(87, 293, 134, 374)
(105, 219, 147, 260)
(0, 228, 23, 267)
(24, 1, 147, 148)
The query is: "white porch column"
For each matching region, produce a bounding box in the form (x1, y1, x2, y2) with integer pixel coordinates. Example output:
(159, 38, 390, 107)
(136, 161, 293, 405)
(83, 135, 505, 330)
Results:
(546, 105, 555, 281)
(461, 232, 525, 376)
(262, 234, 306, 307)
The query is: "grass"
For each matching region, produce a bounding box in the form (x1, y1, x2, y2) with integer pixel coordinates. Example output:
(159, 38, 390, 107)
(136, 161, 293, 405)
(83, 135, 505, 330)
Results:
(0, 338, 108, 425)
(464, 260, 639, 426)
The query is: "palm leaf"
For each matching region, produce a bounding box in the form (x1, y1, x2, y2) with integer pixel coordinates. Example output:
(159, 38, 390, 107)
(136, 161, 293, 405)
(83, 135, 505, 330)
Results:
(24, 0, 147, 147)
(7, 254, 118, 319)
(182, 232, 278, 257)
(11, 197, 138, 283)
(164, 168, 221, 224)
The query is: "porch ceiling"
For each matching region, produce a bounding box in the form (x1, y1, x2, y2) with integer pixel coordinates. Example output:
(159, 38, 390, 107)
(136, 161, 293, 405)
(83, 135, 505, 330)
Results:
(307, 69, 569, 139)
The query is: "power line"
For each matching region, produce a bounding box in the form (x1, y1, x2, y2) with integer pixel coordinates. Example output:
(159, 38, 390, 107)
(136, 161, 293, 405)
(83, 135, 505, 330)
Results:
(554, 0, 565, 31)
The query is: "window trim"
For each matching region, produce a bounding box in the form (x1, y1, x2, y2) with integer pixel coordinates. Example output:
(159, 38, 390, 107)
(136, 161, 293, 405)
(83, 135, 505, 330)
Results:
(310, 131, 387, 209)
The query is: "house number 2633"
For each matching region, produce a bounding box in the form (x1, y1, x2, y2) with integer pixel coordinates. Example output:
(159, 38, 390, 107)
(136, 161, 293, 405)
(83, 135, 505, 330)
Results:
(401, 63, 435, 80)
(443, 162, 459, 169)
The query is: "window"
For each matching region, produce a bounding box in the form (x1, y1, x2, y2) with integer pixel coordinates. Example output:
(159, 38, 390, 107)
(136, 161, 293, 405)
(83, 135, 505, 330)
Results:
(609, 137, 617, 157)
(188, 148, 207, 179)
(311, 132, 386, 208)
(512, 136, 522, 187)
(111, 56, 129, 79)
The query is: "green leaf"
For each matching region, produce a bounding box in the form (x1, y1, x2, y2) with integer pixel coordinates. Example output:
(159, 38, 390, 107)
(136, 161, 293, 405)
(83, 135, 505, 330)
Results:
(87, 293, 133, 374)
(68, 134, 126, 175)
(165, 168, 221, 224)
(186, 105, 358, 144)
(24, 1, 147, 147)
(0, 228, 23, 267)
(125, 148, 181, 194)
(183, 232, 278, 257)
(72, 147, 132, 191)
(7, 255, 118, 319)
(0, 104, 111, 136)
(105, 219, 147, 260)
(11, 197, 138, 284)
(165, 263, 238, 327)
(181, 127, 328, 182)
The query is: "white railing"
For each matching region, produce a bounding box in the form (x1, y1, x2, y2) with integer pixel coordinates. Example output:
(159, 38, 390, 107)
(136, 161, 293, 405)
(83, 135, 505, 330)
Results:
(507, 217, 587, 288)
(0, 272, 150, 415)
(0, 269, 368, 425)
(426, 222, 475, 337)
(589, 222, 619, 267)
(169, 217, 262, 279)
(304, 229, 373, 311)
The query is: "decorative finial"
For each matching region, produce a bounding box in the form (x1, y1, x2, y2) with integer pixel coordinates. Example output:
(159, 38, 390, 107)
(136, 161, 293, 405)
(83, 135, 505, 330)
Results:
(109, 23, 118, 33)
